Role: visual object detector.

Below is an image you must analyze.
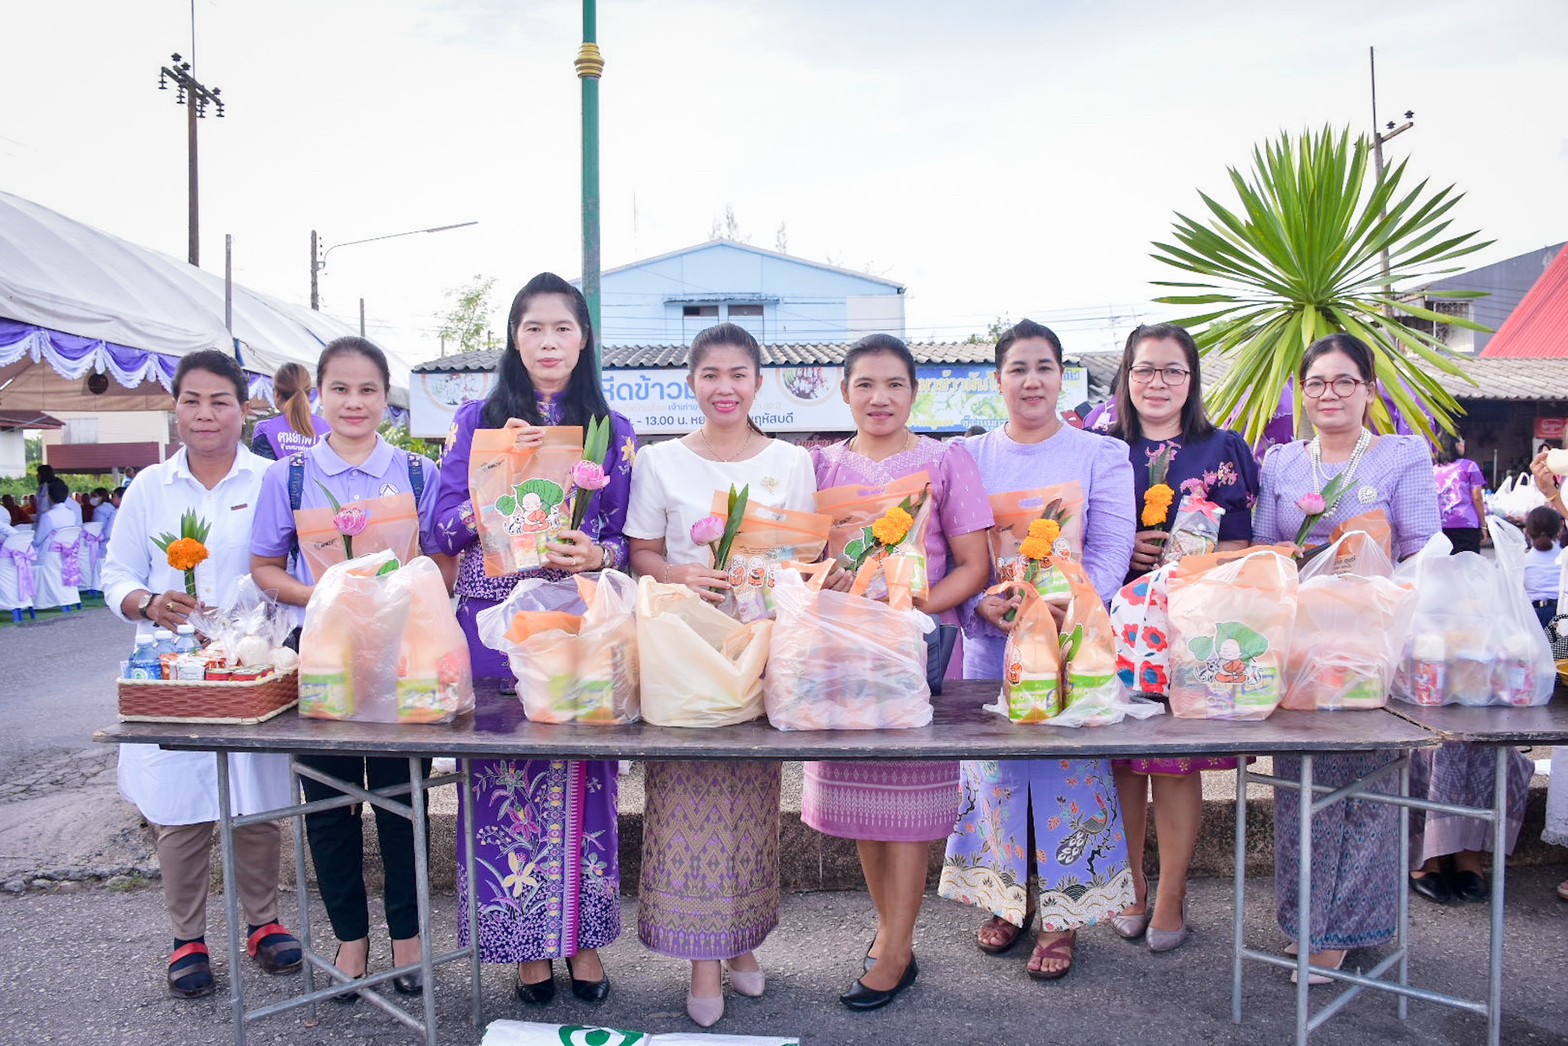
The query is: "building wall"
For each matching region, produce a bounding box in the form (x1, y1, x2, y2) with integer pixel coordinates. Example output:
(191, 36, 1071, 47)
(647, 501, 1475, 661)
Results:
(1418, 243, 1565, 355)
(41, 411, 170, 450)
(594, 241, 904, 345)
(0, 430, 24, 478)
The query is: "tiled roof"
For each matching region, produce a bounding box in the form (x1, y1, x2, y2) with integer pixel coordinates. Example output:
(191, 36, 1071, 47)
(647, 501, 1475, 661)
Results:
(1479, 246, 1568, 358)
(413, 342, 999, 374)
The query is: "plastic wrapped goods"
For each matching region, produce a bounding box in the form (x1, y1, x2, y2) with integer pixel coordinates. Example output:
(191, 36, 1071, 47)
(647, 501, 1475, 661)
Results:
(1283, 532, 1417, 711)
(709, 493, 831, 623)
(298, 550, 473, 723)
(1157, 492, 1223, 567)
(816, 471, 933, 602)
(636, 574, 771, 728)
(476, 570, 639, 725)
(764, 565, 933, 731)
(989, 482, 1084, 604)
(469, 426, 583, 577)
(998, 582, 1064, 723)
(1167, 548, 1298, 720)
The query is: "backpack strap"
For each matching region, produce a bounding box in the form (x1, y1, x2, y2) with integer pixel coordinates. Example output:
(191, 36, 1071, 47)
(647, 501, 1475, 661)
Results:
(407, 455, 425, 502)
(287, 453, 306, 565)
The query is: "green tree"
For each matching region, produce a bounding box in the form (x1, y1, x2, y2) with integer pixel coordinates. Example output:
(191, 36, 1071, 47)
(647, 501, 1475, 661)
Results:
(1150, 125, 1491, 443)
(964, 316, 1013, 345)
(437, 275, 497, 357)
(378, 422, 442, 461)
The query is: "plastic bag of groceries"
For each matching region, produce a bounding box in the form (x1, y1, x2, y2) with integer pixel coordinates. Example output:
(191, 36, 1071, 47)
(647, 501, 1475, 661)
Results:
(764, 563, 933, 730)
(1111, 564, 1175, 697)
(1282, 531, 1417, 711)
(637, 574, 771, 727)
(710, 493, 831, 623)
(299, 550, 473, 723)
(1167, 547, 1298, 720)
(1390, 519, 1554, 707)
(469, 426, 583, 577)
(477, 569, 640, 724)
(816, 471, 933, 602)
(989, 482, 1085, 604)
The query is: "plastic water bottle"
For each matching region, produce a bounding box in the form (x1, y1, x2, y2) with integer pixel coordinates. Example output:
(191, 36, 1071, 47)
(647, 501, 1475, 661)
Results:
(126, 636, 161, 681)
(152, 628, 176, 657)
(174, 624, 199, 656)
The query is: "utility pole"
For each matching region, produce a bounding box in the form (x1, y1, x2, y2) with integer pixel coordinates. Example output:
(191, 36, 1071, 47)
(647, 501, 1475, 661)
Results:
(158, 53, 224, 266)
(577, 0, 604, 377)
(1369, 46, 1414, 303)
(310, 222, 476, 311)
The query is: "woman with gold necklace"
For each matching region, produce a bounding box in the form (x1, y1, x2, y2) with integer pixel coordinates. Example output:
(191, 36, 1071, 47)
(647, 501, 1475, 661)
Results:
(1252, 333, 1439, 983)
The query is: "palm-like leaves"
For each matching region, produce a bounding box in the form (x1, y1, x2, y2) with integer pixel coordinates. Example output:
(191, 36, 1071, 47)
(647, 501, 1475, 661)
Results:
(1151, 125, 1492, 443)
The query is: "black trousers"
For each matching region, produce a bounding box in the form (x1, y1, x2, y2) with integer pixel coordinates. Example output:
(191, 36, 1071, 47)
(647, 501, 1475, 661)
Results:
(299, 755, 431, 942)
(1443, 527, 1481, 554)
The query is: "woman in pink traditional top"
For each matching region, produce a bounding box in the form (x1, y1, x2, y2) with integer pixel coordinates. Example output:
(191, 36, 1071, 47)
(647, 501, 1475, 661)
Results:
(803, 335, 993, 1012)
(1103, 324, 1258, 954)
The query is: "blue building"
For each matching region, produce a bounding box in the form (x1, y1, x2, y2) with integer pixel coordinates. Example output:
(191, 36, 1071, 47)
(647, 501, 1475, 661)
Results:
(579, 238, 906, 346)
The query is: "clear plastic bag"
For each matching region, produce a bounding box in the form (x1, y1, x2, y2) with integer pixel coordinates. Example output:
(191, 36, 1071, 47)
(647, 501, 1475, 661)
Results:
(636, 574, 771, 727)
(1283, 531, 1417, 710)
(1157, 493, 1223, 567)
(1167, 548, 1298, 720)
(476, 570, 640, 724)
(763, 565, 933, 731)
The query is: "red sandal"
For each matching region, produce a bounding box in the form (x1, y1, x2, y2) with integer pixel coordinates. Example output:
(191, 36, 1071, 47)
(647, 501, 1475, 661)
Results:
(246, 923, 303, 975)
(168, 941, 215, 998)
(1026, 930, 1076, 982)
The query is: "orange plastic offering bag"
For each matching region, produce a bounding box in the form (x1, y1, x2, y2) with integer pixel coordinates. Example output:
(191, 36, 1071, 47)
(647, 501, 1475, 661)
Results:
(764, 563, 933, 730)
(469, 426, 583, 577)
(1166, 548, 1298, 720)
(710, 491, 832, 623)
(816, 471, 933, 602)
(990, 482, 1085, 604)
(997, 581, 1063, 723)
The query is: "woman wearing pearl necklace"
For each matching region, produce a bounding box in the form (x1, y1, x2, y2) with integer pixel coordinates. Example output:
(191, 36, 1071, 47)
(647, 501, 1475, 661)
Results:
(1252, 333, 1440, 983)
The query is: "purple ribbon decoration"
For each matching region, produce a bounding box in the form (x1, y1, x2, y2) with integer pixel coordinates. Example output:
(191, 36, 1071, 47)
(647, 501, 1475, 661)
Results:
(6, 547, 38, 602)
(51, 538, 83, 588)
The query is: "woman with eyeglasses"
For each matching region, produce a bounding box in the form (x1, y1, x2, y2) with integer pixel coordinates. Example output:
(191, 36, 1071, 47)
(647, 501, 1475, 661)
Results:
(1104, 324, 1258, 954)
(1253, 333, 1440, 983)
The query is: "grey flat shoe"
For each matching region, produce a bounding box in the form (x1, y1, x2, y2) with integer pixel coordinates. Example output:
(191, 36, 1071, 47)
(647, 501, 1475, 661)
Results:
(1111, 912, 1151, 941)
(1146, 902, 1189, 953)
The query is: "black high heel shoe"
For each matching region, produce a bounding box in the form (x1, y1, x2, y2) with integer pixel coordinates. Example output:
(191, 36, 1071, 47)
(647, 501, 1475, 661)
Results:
(565, 955, 610, 1003)
(390, 937, 424, 996)
(841, 953, 917, 1011)
(515, 961, 557, 1005)
(331, 944, 367, 1005)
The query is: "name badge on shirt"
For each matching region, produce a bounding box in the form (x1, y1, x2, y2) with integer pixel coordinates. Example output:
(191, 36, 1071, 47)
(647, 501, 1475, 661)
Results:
(379, 483, 400, 498)
(230, 503, 249, 511)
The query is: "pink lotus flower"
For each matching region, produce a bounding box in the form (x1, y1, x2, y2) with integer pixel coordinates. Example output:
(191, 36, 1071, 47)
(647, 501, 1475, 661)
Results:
(1296, 492, 1326, 515)
(690, 514, 726, 546)
(332, 504, 369, 536)
(571, 459, 611, 491)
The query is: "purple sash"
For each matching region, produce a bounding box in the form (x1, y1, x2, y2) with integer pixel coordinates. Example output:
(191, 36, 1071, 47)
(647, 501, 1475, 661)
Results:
(51, 538, 83, 588)
(5, 546, 37, 601)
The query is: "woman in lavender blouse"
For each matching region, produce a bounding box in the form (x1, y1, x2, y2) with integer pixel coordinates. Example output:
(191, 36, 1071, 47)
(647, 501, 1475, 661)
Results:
(939, 320, 1137, 983)
(430, 273, 637, 1006)
(1253, 333, 1440, 982)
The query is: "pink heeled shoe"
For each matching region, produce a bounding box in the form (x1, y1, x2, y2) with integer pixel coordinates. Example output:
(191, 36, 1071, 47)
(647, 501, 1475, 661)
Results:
(725, 959, 765, 998)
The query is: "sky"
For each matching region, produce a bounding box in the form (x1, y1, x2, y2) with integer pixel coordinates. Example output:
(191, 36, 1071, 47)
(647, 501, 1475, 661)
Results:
(6, 0, 1567, 363)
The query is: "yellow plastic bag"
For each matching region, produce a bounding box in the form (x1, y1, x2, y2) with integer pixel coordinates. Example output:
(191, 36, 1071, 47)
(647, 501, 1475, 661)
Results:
(469, 426, 583, 577)
(636, 574, 772, 727)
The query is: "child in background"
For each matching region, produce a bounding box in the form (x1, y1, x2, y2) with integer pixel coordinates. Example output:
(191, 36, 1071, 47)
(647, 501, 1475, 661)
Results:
(1522, 505, 1563, 631)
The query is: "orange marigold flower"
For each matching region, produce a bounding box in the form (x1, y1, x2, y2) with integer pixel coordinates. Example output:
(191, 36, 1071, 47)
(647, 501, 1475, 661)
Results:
(871, 506, 914, 545)
(1028, 518, 1062, 545)
(1141, 483, 1175, 527)
(165, 537, 209, 573)
(1019, 535, 1052, 561)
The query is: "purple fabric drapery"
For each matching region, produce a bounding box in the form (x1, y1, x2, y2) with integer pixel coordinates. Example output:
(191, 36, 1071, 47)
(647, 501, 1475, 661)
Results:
(50, 538, 83, 588)
(5, 546, 38, 601)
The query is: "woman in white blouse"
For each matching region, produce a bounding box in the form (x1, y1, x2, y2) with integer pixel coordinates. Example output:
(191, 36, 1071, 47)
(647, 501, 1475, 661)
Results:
(624, 324, 816, 1028)
(101, 350, 301, 998)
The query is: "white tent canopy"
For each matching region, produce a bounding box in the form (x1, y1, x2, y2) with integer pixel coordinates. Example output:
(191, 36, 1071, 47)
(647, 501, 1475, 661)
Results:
(0, 190, 412, 411)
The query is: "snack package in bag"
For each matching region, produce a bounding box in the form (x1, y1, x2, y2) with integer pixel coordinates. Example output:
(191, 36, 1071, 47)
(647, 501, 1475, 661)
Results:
(1053, 557, 1161, 727)
(476, 570, 640, 724)
(1157, 492, 1224, 567)
(637, 574, 772, 727)
(469, 426, 584, 577)
(1111, 565, 1174, 696)
(1283, 531, 1416, 711)
(710, 492, 832, 623)
(299, 551, 473, 723)
(764, 563, 933, 730)
(989, 483, 1084, 604)
(816, 472, 932, 602)
(1167, 548, 1298, 720)
(994, 582, 1063, 723)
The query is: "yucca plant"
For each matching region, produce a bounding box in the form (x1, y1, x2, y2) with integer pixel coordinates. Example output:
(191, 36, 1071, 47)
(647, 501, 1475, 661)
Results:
(1151, 125, 1492, 443)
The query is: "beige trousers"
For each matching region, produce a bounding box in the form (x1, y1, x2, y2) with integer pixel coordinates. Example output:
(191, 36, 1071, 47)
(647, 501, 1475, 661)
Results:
(152, 820, 282, 940)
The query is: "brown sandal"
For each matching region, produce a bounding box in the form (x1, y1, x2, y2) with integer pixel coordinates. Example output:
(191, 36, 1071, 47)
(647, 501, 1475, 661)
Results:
(976, 912, 1031, 955)
(1026, 930, 1076, 981)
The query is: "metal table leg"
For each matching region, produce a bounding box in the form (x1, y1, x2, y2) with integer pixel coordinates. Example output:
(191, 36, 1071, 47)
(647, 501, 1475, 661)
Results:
(1232, 753, 1248, 1024)
(410, 756, 438, 1046)
(1295, 753, 1313, 1046)
(1487, 745, 1507, 1046)
(215, 750, 248, 1046)
(292, 762, 316, 1018)
(463, 758, 482, 1027)
(1397, 754, 1410, 1020)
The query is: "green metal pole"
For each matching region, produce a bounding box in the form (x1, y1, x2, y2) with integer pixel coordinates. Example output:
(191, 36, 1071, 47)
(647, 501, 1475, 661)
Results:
(577, 0, 603, 380)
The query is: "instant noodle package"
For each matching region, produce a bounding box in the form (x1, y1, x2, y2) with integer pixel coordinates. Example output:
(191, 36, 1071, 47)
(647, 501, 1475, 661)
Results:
(298, 550, 474, 723)
(477, 570, 640, 724)
(469, 426, 584, 576)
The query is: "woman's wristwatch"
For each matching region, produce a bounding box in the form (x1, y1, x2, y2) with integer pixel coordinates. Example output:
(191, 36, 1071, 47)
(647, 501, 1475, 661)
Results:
(597, 542, 619, 571)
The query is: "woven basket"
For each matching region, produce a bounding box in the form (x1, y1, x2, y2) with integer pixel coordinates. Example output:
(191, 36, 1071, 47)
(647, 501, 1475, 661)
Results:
(118, 668, 299, 725)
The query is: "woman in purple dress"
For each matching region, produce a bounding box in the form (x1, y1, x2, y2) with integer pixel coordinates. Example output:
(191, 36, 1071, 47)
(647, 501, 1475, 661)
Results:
(1432, 432, 1488, 554)
(939, 320, 1137, 983)
(1253, 333, 1440, 982)
(250, 362, 330, 460)
(430, 273, 637, 1006)
(804, 335, 993, 1011)
(1104, 323, 1258, 954)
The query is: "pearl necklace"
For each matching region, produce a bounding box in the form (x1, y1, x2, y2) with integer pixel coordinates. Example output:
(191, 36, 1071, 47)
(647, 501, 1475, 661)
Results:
(1309, 429, 1371, 498)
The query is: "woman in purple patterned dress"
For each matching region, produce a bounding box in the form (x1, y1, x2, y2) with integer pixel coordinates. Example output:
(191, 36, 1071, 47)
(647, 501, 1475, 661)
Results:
(804, 335, 993, 1010)
(1253, 333, 1440, 982)
(430, 273, 637, 1006)
(1432, 432, 1488, 554)
(1104, 324, 1258, 953)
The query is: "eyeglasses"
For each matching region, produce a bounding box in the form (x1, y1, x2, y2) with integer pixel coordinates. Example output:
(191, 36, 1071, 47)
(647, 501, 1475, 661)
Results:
(1128, 366, 1190, 386)
(1302, 377, 1366, 399)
